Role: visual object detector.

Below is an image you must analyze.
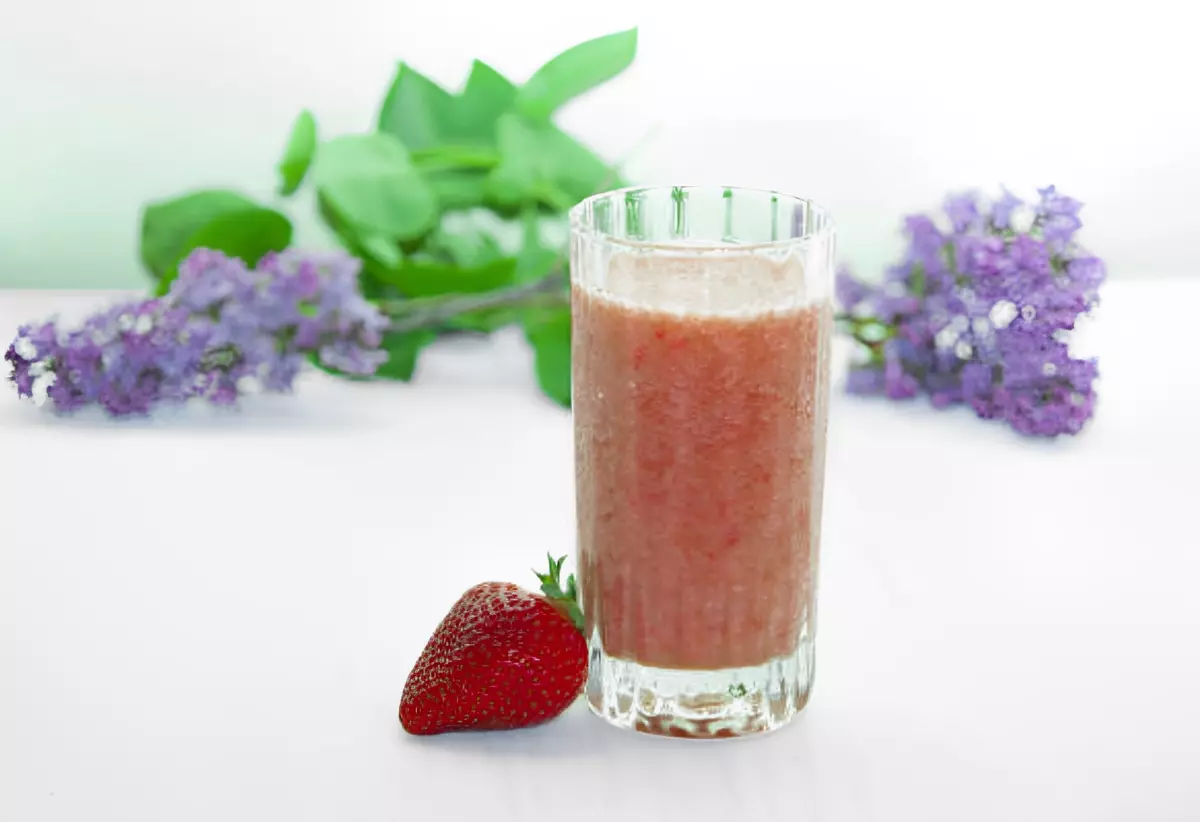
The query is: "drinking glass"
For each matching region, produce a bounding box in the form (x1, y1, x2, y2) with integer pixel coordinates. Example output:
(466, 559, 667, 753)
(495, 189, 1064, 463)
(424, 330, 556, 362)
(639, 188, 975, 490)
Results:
(570, 186, 835, 738)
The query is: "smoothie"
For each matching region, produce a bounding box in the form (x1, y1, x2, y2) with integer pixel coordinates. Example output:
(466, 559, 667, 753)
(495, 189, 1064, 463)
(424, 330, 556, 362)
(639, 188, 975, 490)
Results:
(573, 250, 831, 673)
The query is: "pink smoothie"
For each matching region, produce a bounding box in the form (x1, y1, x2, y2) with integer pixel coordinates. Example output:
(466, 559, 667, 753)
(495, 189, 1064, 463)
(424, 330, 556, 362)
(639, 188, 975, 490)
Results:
(573, 251, 831, 672)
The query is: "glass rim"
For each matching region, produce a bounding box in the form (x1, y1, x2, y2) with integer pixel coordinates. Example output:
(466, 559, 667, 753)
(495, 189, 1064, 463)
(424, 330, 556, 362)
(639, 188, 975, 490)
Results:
(569, 185, 836, 253)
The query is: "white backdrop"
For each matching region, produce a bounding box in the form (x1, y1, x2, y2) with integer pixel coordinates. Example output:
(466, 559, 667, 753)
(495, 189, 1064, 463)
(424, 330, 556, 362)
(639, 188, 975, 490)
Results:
(2, 0, 1196, 288)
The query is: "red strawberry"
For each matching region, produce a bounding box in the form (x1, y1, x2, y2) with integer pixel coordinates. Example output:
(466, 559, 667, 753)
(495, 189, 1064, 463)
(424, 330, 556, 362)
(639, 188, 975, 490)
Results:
(399, 555, 587, 735)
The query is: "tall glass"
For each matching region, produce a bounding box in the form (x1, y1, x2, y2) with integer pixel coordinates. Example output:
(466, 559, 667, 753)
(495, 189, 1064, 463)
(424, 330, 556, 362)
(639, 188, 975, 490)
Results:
(569, 186, 835, 738)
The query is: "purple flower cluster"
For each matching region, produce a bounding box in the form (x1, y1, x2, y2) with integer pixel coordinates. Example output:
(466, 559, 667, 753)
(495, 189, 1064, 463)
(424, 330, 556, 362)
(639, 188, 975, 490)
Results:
(837, 186, 1104, 437)
(5, 249, 388, 416)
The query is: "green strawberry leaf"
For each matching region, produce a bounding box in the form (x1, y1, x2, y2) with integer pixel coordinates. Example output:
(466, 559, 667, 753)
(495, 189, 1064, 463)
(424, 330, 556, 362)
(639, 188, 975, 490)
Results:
(533, 553, 584, 632)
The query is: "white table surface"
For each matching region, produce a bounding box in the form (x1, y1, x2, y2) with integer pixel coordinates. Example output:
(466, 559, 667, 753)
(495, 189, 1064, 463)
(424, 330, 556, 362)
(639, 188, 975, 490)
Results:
(2, 282, 1198, 822)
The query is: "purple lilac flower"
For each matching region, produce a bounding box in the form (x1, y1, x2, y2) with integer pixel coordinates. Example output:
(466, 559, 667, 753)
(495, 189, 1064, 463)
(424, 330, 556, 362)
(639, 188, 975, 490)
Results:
(1036, 185, 1083, 218)
(846, 367, 886, 396)
(1041, 214, 1083, 252)
(836, 267, 871, 310)
(944, 191, 982, 233)
(1036, 185, 1085, 252)
(5, 248, 389, 417)
(903, 215, 945, 265)
(883, 357, 920, 400)
(990, 188, 1024, 230)
(836, 186, 1104, 438)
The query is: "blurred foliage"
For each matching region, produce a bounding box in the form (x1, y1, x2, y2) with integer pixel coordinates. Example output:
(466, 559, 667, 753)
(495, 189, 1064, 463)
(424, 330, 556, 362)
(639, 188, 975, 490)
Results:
(138, 29, 639, 406)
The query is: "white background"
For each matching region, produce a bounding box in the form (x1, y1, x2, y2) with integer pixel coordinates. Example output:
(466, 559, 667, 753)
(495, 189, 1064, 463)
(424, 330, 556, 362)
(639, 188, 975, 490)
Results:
(3, 284, 1199, 821)
(2, 0, 1198, 287)
(3, 4, 1199, 817)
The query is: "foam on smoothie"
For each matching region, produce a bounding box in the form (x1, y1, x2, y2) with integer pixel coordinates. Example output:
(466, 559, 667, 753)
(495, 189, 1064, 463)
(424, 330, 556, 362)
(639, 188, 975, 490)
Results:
(579, 246, 815, 318)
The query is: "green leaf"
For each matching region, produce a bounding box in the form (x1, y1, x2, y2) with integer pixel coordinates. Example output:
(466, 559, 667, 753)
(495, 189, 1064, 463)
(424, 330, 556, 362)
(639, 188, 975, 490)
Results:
(317, 191, 362, 251)
(360, 234, 404, 270)
(154, 206, 292, 296)
(316, 193, 407, 294)
(513, 208, 565, 284)
(424, 226, 504, 268)
(317, 191, 403, 269)
(313, 133, 438, 241)
(424, 169, 489, 211)
(375, 330, 437, 381)
(379, 60, 519, 152)
(140, 190, 260, 279)
(356, 269, 399, 303)
(547, 126, 622, 201)
(532, 553, 584, 632)
(377, 65, 456, 151)
(487, 113, 616, 209)
(454, 60, 517, 142)
(516, 28, 638, 121)
(485, 114, 544, 206)
(515, 247, 563, 284)
(277, 109, 318, 196)
(524, 308, 572, 407)
(378, 258, 516, 297)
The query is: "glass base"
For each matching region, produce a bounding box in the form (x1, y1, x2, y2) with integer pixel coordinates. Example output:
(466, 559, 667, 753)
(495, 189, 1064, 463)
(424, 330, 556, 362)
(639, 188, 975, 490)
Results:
(585, 633, 815, 739)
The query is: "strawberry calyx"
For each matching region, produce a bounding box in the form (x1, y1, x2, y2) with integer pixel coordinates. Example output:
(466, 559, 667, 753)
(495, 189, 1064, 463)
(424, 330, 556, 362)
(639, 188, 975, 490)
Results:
(533, 554, 585, 634)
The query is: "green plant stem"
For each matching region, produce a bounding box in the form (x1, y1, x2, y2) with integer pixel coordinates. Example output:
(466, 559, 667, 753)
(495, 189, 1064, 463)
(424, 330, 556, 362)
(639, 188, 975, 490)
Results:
(382, 272, 568, 333)
(837, 312, 896, 366)
(837, 313, 894, 339)
(409, 146, 501, 171)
